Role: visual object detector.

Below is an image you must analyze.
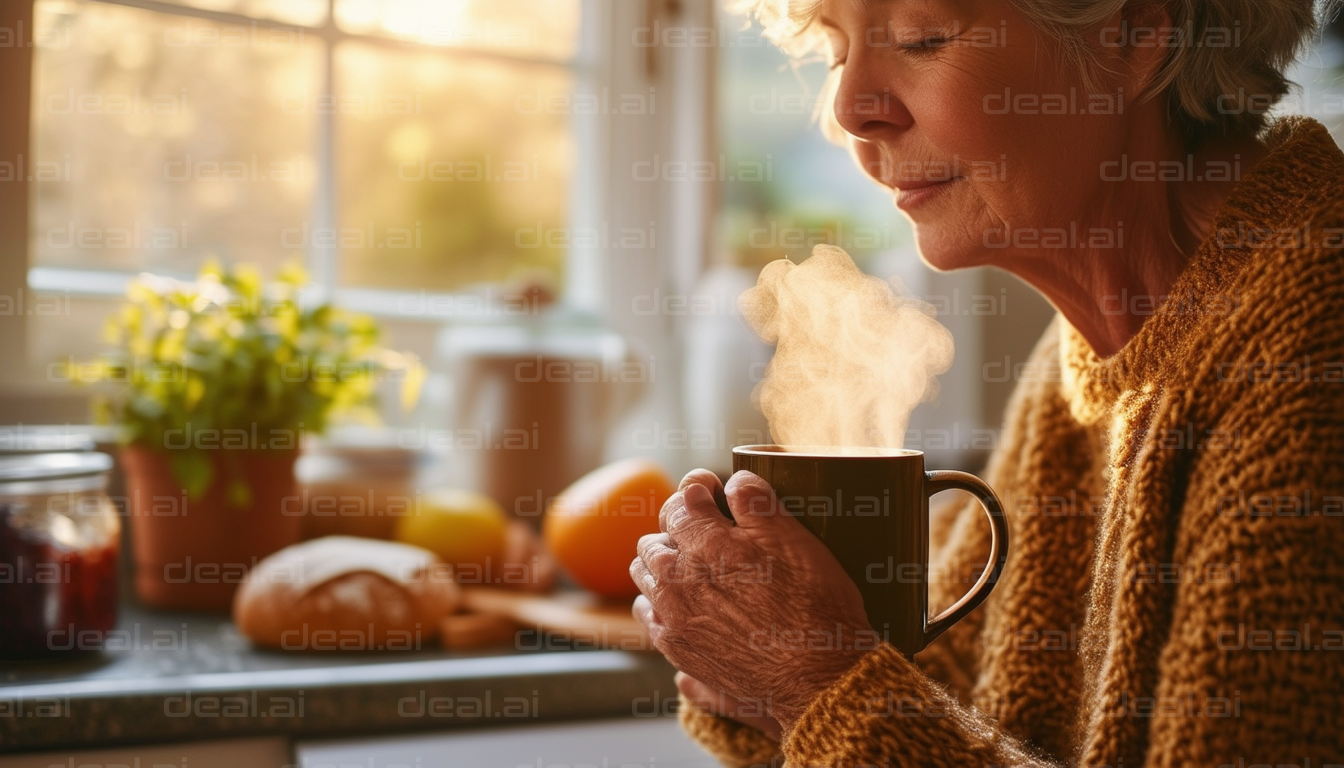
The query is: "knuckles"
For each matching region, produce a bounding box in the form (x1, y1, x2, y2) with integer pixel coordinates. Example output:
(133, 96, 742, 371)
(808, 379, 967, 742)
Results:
(658, 491, 685, 529)
(636, 532, 677, 566)
(660, 497, 693, 535)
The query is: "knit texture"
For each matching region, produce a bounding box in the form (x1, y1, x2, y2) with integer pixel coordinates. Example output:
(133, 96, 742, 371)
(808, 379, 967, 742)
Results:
(679, 114, 1344, 767)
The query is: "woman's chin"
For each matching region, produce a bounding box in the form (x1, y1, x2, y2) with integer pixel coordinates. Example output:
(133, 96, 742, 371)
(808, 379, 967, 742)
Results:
(913, 235, 987, 273)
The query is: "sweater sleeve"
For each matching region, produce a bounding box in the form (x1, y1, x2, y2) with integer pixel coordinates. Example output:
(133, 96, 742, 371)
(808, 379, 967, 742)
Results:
(677, 697, 782, 768)
(782, 640, 1048, 767)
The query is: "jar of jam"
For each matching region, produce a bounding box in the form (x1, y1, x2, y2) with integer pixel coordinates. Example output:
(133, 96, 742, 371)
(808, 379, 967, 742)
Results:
(0, 452, 119, 657)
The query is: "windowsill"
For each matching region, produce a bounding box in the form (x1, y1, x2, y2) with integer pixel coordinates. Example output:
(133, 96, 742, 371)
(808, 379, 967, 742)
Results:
(28, 267, 533, 322)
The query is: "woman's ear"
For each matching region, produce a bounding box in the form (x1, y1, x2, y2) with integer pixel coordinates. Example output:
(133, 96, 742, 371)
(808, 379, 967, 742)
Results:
(1110, 1, 1176, 98)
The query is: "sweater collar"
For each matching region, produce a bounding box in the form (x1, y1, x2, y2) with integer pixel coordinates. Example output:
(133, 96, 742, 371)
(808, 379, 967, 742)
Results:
(1059, 115, 1344, 425)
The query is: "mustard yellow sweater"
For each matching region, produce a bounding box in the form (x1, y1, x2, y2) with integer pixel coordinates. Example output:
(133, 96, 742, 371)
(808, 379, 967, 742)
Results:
(680, 114, 1344, 767)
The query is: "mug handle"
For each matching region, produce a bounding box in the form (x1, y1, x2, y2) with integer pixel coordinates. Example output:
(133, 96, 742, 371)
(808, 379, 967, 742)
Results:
(921, 470, 1010, 646)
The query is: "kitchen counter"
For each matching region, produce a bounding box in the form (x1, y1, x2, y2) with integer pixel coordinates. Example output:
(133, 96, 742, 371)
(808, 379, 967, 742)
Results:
(0, 604, 678, 754)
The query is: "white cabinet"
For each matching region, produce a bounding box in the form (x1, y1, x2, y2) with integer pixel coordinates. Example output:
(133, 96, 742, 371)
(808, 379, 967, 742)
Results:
(297, 717, 717, 768)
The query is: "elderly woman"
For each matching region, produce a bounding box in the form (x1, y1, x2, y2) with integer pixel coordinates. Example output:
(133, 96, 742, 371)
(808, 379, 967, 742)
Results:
(630, 0, 1344, 765)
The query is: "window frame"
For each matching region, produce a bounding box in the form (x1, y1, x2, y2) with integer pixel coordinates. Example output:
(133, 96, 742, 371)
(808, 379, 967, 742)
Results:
(2, 0, 717, 455)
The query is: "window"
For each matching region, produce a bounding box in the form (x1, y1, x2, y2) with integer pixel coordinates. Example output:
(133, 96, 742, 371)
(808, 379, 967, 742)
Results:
(28, 0, 585, 301)
(8, 0, 714, 471)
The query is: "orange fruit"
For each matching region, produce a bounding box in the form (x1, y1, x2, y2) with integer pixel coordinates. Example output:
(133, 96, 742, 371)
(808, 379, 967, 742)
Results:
(544, 458, 675, 600)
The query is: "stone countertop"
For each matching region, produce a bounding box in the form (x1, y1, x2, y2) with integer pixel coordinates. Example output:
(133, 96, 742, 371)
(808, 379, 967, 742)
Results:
(0, 605, 678, 754)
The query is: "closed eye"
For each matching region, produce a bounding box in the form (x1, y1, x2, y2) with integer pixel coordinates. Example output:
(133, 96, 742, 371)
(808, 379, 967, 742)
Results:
(897, 36, 950, 55)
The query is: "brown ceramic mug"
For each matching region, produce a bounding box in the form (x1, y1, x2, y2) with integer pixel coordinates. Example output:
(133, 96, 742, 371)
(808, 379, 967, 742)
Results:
(732, 445, 1009, 656)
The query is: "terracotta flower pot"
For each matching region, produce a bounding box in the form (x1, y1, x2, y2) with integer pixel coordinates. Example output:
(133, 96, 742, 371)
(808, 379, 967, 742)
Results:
(121, 445, 301, 611)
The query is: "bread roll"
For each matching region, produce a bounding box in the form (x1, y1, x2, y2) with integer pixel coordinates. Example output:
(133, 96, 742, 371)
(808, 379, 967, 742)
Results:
(234, 536, 459, 651)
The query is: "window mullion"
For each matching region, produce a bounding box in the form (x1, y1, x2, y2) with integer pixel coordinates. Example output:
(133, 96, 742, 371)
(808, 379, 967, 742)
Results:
(309, 0, 338, 304)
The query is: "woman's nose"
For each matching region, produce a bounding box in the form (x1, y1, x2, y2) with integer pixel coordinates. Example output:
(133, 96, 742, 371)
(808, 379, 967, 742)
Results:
(831, 57, 913, 142)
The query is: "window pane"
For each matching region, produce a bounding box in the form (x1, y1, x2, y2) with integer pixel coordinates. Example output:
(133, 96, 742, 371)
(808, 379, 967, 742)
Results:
(31, 0, 322, 276)
(334, 0, 580, 61)
(151, 0, 327, 27)
(335, 42, 573, 292)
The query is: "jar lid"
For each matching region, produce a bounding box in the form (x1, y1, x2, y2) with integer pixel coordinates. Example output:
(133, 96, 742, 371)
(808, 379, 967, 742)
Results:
(303, 427, 425, 464)
(0, 426, 97, 454)
(0, 452, 113, 483)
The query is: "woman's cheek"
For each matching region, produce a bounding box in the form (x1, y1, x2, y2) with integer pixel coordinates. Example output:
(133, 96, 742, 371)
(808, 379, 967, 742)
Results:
(906, 77, 1001, 166)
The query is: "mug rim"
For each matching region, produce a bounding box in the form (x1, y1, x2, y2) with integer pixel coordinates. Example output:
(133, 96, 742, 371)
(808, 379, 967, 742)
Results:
(732, 444, 922, 459)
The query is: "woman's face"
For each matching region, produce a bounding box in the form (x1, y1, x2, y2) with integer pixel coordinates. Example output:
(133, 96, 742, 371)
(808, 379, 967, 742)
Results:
(820, 0, 1132, 271)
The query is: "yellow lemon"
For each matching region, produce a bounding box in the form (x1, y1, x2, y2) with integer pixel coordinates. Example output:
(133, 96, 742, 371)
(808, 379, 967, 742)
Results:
(395, 489, 508, 580)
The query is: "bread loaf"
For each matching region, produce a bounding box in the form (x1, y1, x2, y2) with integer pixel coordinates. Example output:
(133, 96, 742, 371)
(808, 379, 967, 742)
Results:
(233, 536, 459, 651)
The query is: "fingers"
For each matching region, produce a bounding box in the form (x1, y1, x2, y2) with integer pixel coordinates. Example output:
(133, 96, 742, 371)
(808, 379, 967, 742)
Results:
(678, 468, 724, 496)
(660, 476, 732, 544)
(629, 543, 659, 597)
(632, 594, 658, 627)
(635, 532, 679, 581)
(632, 594, 667, 648)
(631, 532, 687, 618)
(675, 671, 722, 708)
(724, 470, 807, 532)
(679, 468, 730, 517)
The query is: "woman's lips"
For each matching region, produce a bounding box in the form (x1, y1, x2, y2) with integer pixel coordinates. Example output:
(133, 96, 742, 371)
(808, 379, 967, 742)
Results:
(893, 177, 962, 210)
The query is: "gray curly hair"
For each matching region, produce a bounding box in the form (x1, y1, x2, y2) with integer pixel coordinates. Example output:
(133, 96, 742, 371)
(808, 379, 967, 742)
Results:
(739, 0, 1343, 146)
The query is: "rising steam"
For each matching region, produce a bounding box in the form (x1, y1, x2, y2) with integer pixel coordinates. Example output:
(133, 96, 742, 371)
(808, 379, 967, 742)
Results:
(739, 245, 954, 450)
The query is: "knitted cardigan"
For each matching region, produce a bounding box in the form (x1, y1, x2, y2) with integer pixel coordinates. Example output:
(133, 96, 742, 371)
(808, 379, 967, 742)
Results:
(679, 114, 1344, 767)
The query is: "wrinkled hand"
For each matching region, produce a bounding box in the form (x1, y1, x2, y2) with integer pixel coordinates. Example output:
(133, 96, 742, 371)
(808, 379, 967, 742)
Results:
(631, 469, 879, 736)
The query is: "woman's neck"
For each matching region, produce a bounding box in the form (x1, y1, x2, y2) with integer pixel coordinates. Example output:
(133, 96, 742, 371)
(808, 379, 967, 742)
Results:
(1004, 129, 1269, 359)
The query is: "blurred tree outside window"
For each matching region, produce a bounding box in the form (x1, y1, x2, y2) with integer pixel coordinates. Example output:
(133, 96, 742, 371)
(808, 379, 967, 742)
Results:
(30, 0, 580, 294)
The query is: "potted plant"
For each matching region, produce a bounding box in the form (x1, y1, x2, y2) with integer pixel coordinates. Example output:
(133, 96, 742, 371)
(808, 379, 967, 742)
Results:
(72, 262, 422, 610)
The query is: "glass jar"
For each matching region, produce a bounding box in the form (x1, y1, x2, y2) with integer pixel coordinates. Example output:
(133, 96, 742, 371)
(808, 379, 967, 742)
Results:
(0, 452, 119, 657)
(0, 424, 131, 601)
(296, 429, 425, 540)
